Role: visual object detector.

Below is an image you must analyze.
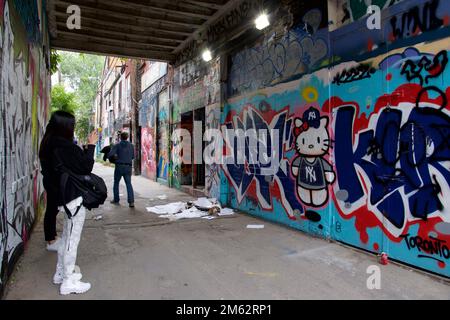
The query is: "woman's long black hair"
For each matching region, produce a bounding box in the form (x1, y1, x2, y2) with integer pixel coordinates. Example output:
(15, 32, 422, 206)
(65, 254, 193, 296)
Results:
(39, 111, 76, 161)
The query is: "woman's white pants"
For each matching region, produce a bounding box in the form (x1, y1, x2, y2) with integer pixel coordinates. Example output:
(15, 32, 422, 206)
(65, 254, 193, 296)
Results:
(56, 204, 86, 280)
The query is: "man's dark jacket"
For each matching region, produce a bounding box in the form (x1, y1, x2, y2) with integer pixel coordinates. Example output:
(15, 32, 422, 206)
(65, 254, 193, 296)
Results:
(40, 136, 96, 206)
(107, 140, 134, 165)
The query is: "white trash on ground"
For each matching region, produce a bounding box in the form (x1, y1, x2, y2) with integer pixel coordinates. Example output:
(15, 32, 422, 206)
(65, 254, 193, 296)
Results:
(93, 215, 103, 221)
(156, 194, 168, 200)
(246, 224, 264, 229)
(218, 208, 234, 216)
(193, 197, 220, 209)
(160, 206, 209, 221)
(145, 197, 234, 221)
(146, 202, 185, 214)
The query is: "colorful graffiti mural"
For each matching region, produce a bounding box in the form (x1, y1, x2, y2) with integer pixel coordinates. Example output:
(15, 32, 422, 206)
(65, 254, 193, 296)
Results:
(329, 0, 450, 63)
(223, 70, 333, 238)
(139, 75, 166, 180)
(223, 103, 300, 219)
(157, 89, 169, 181)
(222, 0, 450, 277)
(331, 43, 450, 274)
(329, 0, 405, 30)
(141, 127, 157, 180)
(205, 104, 221, 199)
(0, 0, 50, 295)
(292, 107, 335, 207)
(228, 23, 329, 96)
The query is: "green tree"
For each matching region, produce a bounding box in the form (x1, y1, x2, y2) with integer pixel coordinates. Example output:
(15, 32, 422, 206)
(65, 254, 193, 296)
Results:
(50, 50, 61, 75)
(50, 84, 77, 114)
(57, 51, 104, 143)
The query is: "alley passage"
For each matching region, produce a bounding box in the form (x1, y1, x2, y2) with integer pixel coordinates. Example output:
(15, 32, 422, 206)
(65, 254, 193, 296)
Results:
(4, 163, 450, 299)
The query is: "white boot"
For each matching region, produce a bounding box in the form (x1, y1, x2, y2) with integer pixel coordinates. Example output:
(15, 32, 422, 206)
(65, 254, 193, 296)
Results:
(53, 270, 82, 285)
(60, 274, 91, 295)
(53, 264, 82, 284)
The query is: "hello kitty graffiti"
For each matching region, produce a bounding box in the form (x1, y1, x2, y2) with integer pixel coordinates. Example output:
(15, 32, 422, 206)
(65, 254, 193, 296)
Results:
(291, 107, 335, 207)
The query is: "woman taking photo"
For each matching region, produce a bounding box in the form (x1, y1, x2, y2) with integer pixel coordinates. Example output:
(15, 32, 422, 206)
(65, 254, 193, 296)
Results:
(39, 111, 98, 295)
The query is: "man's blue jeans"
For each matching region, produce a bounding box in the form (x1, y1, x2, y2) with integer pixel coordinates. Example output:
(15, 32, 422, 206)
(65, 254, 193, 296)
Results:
(113, 164, 134, 203)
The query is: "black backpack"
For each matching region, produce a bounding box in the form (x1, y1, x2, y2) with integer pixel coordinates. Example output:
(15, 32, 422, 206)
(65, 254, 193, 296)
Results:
(100, 145, 117, 163)
(54, 149, 108, 218)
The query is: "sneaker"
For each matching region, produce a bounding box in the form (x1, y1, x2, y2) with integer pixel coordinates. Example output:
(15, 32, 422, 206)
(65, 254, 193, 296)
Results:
(60, 276, 91, 295)
(129, 202, 135, 208)
(46, 238, 62, 252)
(110, 200, 120, 205)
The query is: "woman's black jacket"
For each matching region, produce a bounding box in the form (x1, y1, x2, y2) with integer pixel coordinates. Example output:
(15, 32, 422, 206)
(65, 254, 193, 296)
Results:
(40, 136, 96, 206)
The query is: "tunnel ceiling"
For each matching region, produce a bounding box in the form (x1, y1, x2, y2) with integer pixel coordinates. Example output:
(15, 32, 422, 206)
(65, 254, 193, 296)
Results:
(47, 0, 237, 62)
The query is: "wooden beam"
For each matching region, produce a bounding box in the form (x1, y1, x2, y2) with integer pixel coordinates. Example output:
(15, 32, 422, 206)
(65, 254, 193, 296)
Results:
(56, 31, 174, 53)
(46, 0, 58, 38)
(174, 0, 242, 55)
(183, 0, 224, 10)
(51, 39, 175, 62)
(138, 0, 227, 5)
(55, 25, 178, 51)
(54, 10, 192, 38)
(112, 0, 216, 19)
(55, 16, 183, 46)
(55, 0, 205, 28)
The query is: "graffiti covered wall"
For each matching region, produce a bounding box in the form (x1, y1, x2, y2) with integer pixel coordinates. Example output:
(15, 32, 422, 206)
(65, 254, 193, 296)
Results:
(228, 1, 329, 97)
(139, 75, 166, 180)
(205, 103, 222, 200)
(141, 126, 157, 180)
(171, 57, 221, 192)
(157, 88, 169, 182)
(0, 0, 50, 295)
(223, 0, 450, 277)
(328, 0, 406, 31)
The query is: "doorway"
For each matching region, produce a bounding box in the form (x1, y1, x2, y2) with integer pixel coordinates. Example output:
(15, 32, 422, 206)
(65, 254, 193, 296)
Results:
(193, 107, 205, 189)
(180, 111, 193, 186)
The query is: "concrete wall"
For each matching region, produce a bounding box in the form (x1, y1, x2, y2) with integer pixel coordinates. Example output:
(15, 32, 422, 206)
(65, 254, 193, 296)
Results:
(221, 0, 450, 278)
(0, 0, 51, 295)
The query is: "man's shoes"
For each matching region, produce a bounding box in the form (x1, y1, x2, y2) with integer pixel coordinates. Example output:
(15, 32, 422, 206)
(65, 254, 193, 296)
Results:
(46, 238, 62, 252)
(129, 202, 135, 208)
(110, 200, 120, 205)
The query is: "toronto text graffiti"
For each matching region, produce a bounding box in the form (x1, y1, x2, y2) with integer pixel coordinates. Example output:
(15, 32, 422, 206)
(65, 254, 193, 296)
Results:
(400, 234, 449, 263)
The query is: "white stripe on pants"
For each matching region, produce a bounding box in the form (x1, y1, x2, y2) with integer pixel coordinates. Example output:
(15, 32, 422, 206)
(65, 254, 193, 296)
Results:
(56, 205, 86, 280)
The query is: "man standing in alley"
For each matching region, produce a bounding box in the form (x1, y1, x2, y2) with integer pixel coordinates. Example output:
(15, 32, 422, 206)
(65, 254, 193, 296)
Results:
(108, 132, 135, 208)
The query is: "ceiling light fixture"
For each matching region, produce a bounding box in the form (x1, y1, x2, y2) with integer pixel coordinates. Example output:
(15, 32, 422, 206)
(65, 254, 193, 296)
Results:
(202, 49, 212, 62)
(255, 13, 270, 30)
